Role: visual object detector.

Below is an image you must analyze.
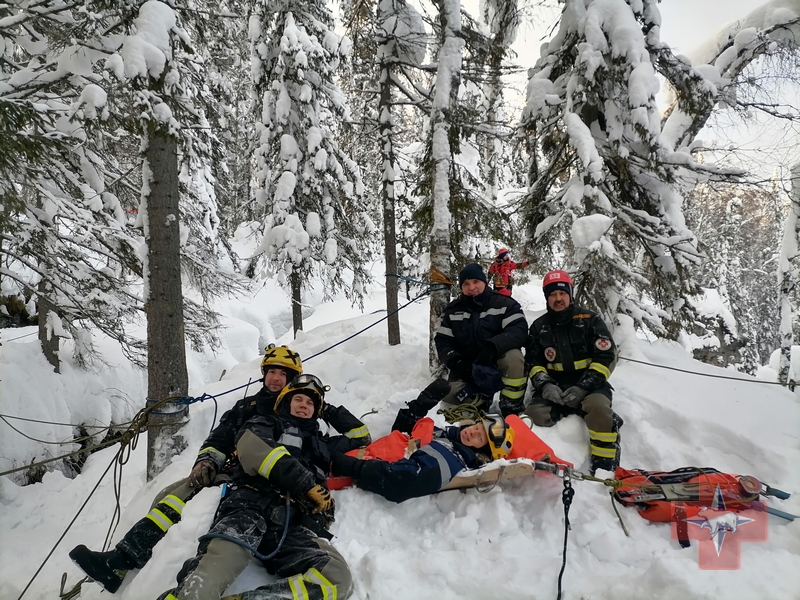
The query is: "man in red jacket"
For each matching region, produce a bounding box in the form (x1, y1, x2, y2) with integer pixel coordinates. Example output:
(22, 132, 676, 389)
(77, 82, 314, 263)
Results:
(488, 248, 529, 296)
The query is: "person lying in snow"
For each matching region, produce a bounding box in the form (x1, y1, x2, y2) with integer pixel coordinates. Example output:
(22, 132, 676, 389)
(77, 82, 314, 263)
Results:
(330, 379, 569, 503)
(157, 374, 360, 600)
(69, 351, 369, 596)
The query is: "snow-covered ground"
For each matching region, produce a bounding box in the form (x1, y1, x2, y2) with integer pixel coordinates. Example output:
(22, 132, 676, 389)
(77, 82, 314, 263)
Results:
(1, 279, 799, 600)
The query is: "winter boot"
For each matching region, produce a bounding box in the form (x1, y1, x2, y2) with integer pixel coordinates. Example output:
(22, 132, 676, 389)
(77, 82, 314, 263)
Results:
(69, 545, 138, 593)
(498, 396, 524, 418)
(499, 374, 527, 417)
(589, 413, 623, 476)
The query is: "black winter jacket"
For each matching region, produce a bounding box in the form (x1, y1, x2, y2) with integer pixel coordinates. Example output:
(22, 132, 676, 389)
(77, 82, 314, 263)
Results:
(434, 287, 528, 365)
(234, 413, 364, 503)
(526, 304, 616, 393)
(195, 385, 371, 470)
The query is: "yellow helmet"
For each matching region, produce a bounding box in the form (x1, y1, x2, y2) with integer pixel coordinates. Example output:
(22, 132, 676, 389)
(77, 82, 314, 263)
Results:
(261, 344, 303, 379)
(274, 374, 330, 418)
(483, 414, 515, 460)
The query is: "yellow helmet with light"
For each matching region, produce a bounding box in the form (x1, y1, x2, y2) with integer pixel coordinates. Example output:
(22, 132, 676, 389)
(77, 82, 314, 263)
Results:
(260, 344, 303, 379)
(274, 374, 330, 418)
(483, 414, 515, 460)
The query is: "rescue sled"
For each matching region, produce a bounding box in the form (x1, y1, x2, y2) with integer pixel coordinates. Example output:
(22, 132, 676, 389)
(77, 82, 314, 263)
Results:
(438, 457, 571, 491)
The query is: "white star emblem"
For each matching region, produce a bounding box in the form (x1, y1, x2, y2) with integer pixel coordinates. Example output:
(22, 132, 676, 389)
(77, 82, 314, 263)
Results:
(684, 484, 755, 555)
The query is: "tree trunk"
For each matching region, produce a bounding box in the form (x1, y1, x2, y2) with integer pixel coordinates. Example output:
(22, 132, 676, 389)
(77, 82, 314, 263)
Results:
(144, 129, 189, 481)
(428, 0, 463, 375)
(777, 162, 800, 386)
(37, 280, 60, 373)
(290, 268, 303, 336)
(379, 40, 401, 346)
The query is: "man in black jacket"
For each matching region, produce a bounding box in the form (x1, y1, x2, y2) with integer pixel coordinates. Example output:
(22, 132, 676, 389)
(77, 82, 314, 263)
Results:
(524, 270, 621, 474)
(434, 263, 529, 417)
(160, 374, 360, 600)
(69, 346, 369, 594)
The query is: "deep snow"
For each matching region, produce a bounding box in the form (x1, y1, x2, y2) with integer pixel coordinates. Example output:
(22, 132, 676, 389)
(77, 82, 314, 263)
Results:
(1, 278, 799, 600)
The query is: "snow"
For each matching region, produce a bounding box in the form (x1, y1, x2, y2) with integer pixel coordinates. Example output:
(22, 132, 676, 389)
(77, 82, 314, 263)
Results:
(120, 0, 177, 80)
(2, 278, 799, 600)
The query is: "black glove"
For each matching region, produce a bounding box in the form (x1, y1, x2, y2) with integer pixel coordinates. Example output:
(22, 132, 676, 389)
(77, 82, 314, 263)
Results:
(474, 344, 497, 367)
(561, 386, 589, 408)
(189, 460, 217, 488)
(446, 356, 473, 382)
(407, 378, 451, 415)
(331, 452, 366, 479)
(541, 383, 563, 404)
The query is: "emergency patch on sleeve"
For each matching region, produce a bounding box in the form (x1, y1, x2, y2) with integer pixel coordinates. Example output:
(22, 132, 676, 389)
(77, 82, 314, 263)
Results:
(595, 338, 612, 351)
(544, 347, 557, 362)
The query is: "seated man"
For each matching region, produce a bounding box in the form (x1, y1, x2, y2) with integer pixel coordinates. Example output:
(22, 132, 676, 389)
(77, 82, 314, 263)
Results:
(434, 263, 529, 417)
(69, 346, 369, 594)
(524, 270, 621, 475)
(159, 374, 359, 600)
(331, 379, 568, 503)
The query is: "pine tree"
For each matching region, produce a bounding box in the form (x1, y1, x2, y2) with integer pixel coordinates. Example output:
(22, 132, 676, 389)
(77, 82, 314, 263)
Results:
(519, 0, 800, 336)
(252, 0, 373, 335)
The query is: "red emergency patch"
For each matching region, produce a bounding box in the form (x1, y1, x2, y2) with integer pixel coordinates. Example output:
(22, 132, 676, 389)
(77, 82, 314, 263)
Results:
(596, 338, 612, 351)
(544, 347, 557, 362)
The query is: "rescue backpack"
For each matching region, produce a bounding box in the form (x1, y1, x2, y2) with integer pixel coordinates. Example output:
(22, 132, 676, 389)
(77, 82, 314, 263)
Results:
(612, 466, 763, 523)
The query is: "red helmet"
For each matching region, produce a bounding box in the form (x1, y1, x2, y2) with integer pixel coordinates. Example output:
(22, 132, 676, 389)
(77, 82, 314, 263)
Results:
(542, 270, 573, 298)
(496, 248, 509, 261)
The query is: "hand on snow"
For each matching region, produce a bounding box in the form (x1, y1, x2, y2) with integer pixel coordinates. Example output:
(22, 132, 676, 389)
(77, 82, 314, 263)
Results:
(189, 460, 217, 488)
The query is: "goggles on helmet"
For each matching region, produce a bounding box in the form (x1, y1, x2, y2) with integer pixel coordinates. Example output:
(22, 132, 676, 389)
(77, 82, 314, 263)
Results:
(291, 374, 330, 397)
(274, 373, 330, 417)
(483, 414, 514, 460)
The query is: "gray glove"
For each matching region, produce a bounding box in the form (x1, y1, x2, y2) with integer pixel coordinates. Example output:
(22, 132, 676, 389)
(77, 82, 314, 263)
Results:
(189, 460, 217, 488)
(561, 386, 589, 409)
(541, 383, 563, 404)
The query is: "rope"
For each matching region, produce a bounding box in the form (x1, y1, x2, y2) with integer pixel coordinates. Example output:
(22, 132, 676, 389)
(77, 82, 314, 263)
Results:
(2, 284, 435, 477)
(437, 399, 485, 423)
(303, 289, 432, 362)
(0, 414, 125, 429)
(16, 442, 132, 600)
(609, 489, 630, 537)
(198, 496, 293, 562)
(619, 355, 795, 387)
(13, 274, 447, 595)
(5, 331, 38, 342)
(556, 473, 574, 600)
(16, 393, 180, 600)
